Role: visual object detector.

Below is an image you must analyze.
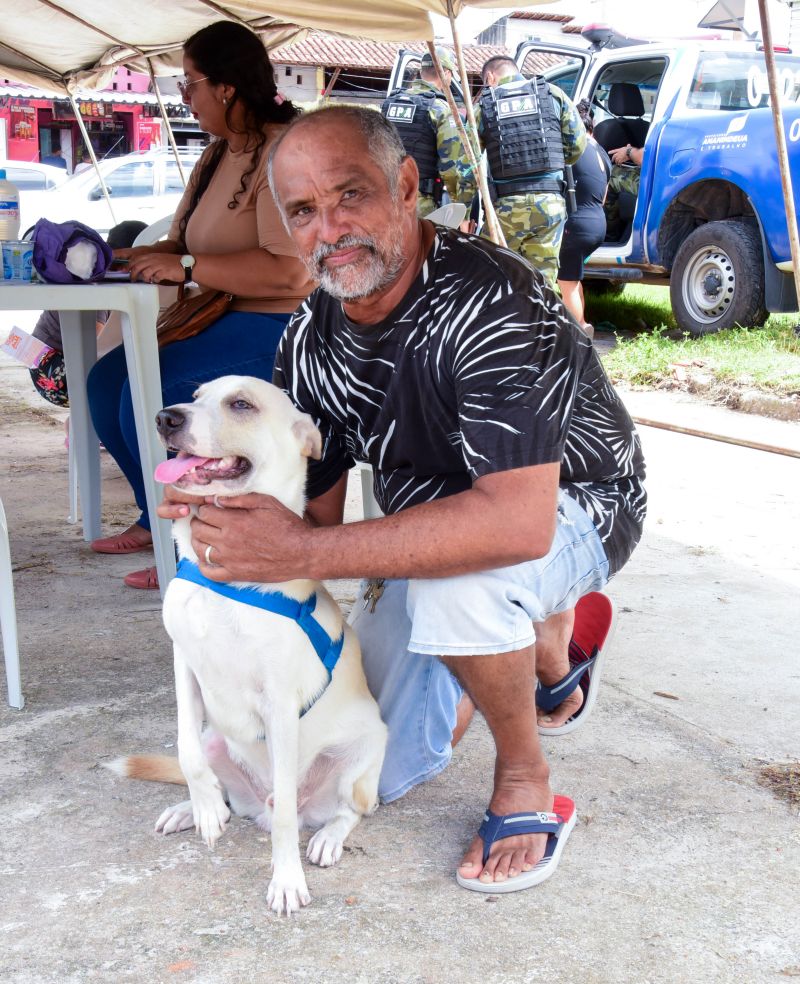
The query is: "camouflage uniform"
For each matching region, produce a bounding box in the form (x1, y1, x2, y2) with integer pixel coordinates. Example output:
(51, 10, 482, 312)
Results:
(609, 163, 640, 197)
(405, 79, 477, 217)
(476, 77, 586, 284)
(605, 164, 640, 239)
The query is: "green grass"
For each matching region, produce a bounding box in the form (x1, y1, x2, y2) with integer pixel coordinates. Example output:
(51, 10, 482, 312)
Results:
(587, 285, 800, 396)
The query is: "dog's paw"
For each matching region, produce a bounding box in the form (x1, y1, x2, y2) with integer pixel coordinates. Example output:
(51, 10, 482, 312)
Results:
(192, 795, 231, 850)
(155, 800, 195, 835)
(266, 867, 311, 916)
(306, 828, 344, 868)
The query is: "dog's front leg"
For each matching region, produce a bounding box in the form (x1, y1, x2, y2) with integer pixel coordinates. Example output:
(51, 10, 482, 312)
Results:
(265, 708, 309, 915)
(167, 650, 230, 849)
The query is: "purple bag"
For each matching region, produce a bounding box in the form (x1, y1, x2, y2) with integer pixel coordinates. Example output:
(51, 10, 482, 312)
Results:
(31, 218, 113, 284)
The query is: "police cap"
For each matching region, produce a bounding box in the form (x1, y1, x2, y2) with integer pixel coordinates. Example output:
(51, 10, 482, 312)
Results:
(420, 47, 456, 73)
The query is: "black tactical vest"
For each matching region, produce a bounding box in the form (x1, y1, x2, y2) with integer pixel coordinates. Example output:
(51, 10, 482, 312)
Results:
(381, 88, 442, 188)
(480, 76, 565, 190)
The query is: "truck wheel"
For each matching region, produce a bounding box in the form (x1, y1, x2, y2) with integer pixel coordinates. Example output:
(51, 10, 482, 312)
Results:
(671, 221, 768, 335)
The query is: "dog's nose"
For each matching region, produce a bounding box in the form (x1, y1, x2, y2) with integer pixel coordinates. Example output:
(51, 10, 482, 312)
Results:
(156, 407, 186, 437)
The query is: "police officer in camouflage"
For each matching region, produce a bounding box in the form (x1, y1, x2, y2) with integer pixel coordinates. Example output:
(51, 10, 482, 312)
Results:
(381, 48, 476, 217)
(477, 56, 586, 284)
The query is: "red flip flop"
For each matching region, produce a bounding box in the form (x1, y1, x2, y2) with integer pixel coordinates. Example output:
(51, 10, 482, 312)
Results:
(537, 592, 616, 736)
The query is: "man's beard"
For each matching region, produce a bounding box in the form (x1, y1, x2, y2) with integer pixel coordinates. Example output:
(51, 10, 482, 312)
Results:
(304, 222, 408, 301)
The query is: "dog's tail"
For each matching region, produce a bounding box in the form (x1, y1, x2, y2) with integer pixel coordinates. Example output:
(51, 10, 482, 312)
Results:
(104, 755, 187, 786)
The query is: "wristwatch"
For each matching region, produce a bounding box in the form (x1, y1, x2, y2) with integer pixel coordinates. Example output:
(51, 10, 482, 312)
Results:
(180, 254, 196, 283)
(625, 144, 633, 162)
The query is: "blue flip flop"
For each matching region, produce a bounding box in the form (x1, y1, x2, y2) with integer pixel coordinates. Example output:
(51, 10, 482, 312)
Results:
(537, 592, 616, 736)
(456, 795, 577, 893)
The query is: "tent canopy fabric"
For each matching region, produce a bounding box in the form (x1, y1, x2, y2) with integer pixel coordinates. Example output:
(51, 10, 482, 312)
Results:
(0, 1, 551, 94)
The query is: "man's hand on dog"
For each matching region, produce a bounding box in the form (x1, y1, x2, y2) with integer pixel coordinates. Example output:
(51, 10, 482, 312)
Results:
(158, 487, 312, 582)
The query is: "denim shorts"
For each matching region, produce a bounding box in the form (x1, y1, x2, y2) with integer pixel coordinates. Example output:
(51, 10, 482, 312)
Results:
(348, 492, 610, 803)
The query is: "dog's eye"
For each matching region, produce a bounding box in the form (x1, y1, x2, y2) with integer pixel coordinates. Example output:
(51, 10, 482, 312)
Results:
(230, 399, 254, 412)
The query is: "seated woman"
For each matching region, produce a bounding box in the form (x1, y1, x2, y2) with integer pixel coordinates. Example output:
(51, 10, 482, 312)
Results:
(86, 20, 314, 590)
(557, 101, 611, 338)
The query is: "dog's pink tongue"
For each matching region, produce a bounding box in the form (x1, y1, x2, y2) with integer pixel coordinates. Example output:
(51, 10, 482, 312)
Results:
(154, 455, 210, 484)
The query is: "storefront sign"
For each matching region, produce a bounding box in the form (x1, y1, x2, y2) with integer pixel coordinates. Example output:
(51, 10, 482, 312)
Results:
(10, 103, 35, 140)
(52, 99, 113, 120)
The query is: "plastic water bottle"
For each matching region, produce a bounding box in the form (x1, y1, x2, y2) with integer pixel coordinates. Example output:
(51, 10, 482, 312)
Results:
(0, 168, 21, 242)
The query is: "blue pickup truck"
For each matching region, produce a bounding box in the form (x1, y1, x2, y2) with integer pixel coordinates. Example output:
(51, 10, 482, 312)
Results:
(392, 36, 800, 335)
(519, 34, 800, 335)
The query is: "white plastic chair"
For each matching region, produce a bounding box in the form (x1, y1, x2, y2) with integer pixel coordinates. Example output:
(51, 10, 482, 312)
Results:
(132, 214, 173, 247)
(355, 463, 383, 521)
(426, 202, 467, 228)
(66, 213, 174, 523)
(0, 497, 24, 709)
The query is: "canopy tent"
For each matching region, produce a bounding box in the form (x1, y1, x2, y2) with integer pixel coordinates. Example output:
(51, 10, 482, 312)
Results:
(1, 1, 552, 240)
(0, 1, 539, 94)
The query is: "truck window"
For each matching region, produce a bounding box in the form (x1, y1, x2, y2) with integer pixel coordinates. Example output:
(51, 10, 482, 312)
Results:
(688, 50, 800, 111)
(520, 50, 584, 98)
(393, 55, 465, 104)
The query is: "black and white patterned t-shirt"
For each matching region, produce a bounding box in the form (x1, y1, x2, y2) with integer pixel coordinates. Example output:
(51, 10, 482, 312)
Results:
(273, 228, 646, 576)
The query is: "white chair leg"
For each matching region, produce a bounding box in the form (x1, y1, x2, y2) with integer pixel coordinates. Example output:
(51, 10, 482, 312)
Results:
(0, 499, 24, 710)
(357, 463, 384, 521)
(67, 417, 79, 524)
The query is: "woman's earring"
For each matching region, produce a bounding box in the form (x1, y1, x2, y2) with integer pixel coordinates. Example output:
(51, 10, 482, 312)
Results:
(222, 97, 228, 105)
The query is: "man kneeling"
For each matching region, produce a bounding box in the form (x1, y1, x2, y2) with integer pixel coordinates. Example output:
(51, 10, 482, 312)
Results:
(160, 106, 646, 892)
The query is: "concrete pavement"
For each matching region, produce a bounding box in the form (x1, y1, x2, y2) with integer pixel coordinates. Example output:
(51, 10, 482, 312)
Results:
(0, 349, 798, 984)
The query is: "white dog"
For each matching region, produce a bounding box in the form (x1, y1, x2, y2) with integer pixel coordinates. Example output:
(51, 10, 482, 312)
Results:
(110, 376, 387, 915)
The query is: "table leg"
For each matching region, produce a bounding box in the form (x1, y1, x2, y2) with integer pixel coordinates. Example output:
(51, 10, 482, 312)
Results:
(119, 291, 175, 598)
(59, 311, 101, 542)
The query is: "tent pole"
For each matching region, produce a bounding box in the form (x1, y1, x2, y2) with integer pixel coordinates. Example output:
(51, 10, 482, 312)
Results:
(66, 91, 117, 226)
(425, 40, 505, 246)
(322, 67, 342, 98)
(757, 0, 800, 312)
(147, 60, 187, 186)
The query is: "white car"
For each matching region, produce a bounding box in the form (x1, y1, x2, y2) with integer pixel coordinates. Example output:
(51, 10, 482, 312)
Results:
(19, 149, 203, 238)
(0, 159, 70, 192)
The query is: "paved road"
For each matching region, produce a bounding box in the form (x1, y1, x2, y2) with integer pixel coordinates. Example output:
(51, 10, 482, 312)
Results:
(0, 352, 798, 983)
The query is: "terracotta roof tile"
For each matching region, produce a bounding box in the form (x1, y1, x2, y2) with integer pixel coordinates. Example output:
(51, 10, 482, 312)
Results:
(270, 35, 508, 76)
(508, 10, 574, 22)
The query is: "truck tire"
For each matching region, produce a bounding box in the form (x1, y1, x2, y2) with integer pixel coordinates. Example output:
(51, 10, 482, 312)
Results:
(670, 220, 768, 335)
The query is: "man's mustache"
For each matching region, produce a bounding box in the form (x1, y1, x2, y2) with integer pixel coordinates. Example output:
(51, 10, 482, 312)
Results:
(311, 235, 378, 274)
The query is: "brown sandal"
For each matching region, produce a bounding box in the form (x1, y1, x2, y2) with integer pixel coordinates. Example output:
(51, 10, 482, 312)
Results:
(91, 525, 153, 555)
(123, 566, 160, 590)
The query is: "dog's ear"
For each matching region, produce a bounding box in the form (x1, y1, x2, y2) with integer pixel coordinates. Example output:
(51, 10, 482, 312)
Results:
(292, 415, 322, 460)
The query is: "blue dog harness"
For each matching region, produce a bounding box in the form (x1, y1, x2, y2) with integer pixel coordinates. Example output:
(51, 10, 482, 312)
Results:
(175, 558, 344, 715)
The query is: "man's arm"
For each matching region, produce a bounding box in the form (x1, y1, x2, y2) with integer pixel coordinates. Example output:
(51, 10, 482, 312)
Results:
(552, 84, 587, 166)
(178, 461, 561, 584)
(435, 108, 478, 206)
(305, 473, 348, 528)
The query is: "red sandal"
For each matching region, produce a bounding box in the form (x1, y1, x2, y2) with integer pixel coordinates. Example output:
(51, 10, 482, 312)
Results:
(123, 566, 160, 590)
(91, 525, 153, 555)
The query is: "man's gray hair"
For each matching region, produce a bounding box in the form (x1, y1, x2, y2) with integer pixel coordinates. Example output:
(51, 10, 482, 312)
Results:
(267, 105, 408, 211)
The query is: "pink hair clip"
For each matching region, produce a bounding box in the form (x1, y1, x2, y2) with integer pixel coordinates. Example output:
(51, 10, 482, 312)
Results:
(274, 92, 285, 105)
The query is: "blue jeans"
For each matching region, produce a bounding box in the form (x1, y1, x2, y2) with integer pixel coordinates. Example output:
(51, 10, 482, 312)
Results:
(349, 492, 610, 803)
(86, 310, 290, 531)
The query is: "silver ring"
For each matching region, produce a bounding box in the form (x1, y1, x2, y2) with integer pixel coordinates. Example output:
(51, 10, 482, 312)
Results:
(204, 544, 215, 566)
(213, 495, 223, 508)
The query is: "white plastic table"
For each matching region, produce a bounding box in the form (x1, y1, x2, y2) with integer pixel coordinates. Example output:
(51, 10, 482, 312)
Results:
(0, 281, 175, 597)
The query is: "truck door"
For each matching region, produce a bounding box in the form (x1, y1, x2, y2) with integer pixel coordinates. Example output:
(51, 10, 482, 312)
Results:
(387, 48, 466, 105)
(588, 53, 669, 253)
(513, 39, 591, 99)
